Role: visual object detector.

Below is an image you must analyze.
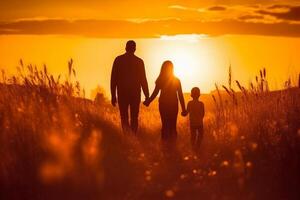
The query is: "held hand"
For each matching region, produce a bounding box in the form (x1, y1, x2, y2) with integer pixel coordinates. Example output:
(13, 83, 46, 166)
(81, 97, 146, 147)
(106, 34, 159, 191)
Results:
(111, 96, 117, 107)
(181, 110, 188, 117)
(143, 98, 150, 107)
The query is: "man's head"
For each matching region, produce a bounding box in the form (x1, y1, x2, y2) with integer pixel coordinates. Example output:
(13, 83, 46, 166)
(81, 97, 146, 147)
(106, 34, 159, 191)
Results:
(191, 87, 200, 100)
(125, 40, 136, 54)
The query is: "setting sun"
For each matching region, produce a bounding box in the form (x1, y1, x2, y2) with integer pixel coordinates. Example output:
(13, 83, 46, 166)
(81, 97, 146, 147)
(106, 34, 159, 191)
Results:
(159, 35, 211, 85)
(143, 35, 219, 92)
(165, 47, 203, 86)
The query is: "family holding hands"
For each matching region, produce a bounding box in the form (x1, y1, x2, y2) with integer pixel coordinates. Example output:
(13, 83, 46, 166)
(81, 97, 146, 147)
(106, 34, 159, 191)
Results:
(110, 41, 205, 147)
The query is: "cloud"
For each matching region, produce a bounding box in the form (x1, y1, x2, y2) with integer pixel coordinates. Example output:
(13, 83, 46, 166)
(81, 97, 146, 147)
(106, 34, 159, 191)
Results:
(257, 5, 300, 21)
(207, 6, 227, 11)
(1, 18, 300, 38)
(168, 5, 191, 10)
(168, 5, 202, 12)
(267, 4, 292, 10)
(238, 15, 265, 21)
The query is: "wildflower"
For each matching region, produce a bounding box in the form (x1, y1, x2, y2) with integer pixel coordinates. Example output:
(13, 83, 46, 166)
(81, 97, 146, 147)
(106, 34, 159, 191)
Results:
(52, 116, 58, 122)
(221, 160, 229, 167)
(250, 142, 258, 151)
(145, 175, 152, 181)
(246, 161, 253, 168)
(208, 170, 217, 176)
(227, 122, 238, 137)
(165, 190, 175, 198)
(140, 153, 145, 158)
(145, 170, 151, 175)
(183, 156, 189, 161)
(180, 174, 187, 179)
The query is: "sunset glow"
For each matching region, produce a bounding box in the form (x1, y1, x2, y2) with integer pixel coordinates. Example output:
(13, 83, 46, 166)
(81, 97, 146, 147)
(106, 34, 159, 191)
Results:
(157, 35, 213, 90)
(1, 34, 300, 96)
(0, 0, 299, 95)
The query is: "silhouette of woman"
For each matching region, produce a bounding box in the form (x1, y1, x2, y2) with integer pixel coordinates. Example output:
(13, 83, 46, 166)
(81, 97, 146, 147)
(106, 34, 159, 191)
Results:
(144, 61, 187, 141)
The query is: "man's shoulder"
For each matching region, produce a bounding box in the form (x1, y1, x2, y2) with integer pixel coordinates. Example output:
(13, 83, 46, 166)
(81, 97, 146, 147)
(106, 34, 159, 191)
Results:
(113, 55, 122, 64)
(133, 55, 144, 63)
(115, 54, 126, 60)
(117, 54, 143, 63)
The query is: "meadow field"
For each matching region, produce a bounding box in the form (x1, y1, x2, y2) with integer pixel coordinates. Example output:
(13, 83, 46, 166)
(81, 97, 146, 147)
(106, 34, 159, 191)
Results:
(0, 60, 300, 200)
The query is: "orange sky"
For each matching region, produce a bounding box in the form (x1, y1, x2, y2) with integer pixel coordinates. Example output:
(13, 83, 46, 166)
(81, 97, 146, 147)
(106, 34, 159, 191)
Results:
(1, 0, 300, 37)
(0, 34, 299, 97)
(0, 0, 300, 97)
(0, 1, 300, 21)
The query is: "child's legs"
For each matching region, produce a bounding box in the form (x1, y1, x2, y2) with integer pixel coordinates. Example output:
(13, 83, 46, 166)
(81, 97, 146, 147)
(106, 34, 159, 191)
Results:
(195, 126, 204, 146)
(190, 127, 197, 146)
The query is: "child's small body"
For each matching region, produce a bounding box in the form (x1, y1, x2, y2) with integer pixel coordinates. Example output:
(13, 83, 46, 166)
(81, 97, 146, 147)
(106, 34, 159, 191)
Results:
(186, 87, 205, 148)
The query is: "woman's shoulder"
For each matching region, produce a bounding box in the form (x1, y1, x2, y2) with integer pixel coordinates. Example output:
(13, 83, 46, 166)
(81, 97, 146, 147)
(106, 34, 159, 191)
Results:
(174, 76, 180, 81)
(174, 77, 181, 84)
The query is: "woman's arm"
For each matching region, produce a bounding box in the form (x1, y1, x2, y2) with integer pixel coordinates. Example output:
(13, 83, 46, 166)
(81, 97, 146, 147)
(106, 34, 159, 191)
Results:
(177, 80, 187, 112)
(144, 84, 160, 106)
(140, 60, 149, 100)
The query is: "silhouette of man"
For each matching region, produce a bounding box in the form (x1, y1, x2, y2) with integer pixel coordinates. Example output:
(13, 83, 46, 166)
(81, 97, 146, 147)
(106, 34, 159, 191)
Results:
(110, 40, 149, 133)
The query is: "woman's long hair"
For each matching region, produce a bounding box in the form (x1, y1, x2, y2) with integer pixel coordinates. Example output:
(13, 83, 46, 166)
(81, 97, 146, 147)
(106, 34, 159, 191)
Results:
(156, 60, 174, 86)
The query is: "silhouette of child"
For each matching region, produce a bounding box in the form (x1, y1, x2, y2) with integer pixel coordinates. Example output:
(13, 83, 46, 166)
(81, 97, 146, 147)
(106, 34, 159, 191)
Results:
(182, 87, 205, 149)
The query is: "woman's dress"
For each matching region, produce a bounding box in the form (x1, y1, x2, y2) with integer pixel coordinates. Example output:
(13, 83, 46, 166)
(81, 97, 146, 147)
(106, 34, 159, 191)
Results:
(156, 78, 181, 140)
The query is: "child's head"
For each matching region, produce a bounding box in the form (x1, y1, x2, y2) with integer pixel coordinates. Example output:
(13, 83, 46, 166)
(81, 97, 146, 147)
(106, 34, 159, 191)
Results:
(191, 87, 200, 99)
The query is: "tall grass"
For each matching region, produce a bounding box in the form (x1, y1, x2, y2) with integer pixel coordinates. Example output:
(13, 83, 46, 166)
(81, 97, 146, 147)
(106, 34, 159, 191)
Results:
(211, 68, 300, 198)
(0, 61, 299, 199)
